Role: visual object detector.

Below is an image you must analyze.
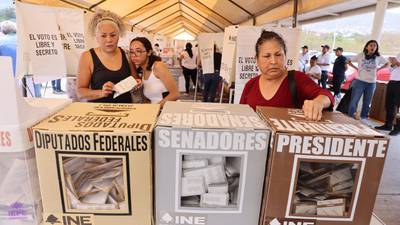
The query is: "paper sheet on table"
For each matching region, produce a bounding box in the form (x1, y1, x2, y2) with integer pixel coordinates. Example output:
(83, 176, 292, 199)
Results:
(113, 76, 137, 98)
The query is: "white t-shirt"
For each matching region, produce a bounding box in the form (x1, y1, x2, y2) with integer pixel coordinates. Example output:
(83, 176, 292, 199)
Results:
(298, 52, 310, 71)
(305, 65, 322, 83)
(389, 54, 400, 81)
(351, 53, 387, 83)
(317, 53, 330, 71)
(180, 50, 197, 70)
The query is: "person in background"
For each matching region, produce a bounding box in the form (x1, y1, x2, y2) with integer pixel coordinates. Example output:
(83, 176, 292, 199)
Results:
(298, 45, 310, 72)
(240, 30, 333, 121)
(203, 44, 222, 102)
(332, 47, 348, 100)
(0, 20, 16, 76)
(317, 44, 330, 89)
(179, 42, 197, 96)
(0, 20, 42, 97)
(153, 43, 161, 57)
(76, 10, 140, 103)
(51, 79, 65, 94)
(305, 56, 321, 84)
(130, 37, 179, 107)
(375, 55, 400, 135)
(347, 40, 388, 120)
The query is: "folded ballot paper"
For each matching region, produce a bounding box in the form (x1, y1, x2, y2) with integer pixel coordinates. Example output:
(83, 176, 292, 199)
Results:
(0, 57, 71, 225)
(62, 157, 127, 211)
(113, 76, 137, 98)
(181, 156, 240, 208)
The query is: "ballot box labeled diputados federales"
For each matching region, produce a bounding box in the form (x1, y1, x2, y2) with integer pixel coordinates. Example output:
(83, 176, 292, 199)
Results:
(33, 102, 159, 225)
(155, 102, 270, 225)
(257, 107, 389, 225)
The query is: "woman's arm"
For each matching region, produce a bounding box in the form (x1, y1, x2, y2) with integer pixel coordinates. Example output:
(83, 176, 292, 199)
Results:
(296, 72, 333, 121)
(347, 60, 358, 71)
(377, 62, 389, 72)
(76, 51, 113, 100)
(153, 61, 180, 107)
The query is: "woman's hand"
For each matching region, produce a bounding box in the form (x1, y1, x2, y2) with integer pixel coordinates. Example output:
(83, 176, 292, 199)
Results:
(302, 99, 324, 121)
(101, 81, 114, 97)
(302, 95, 331, 121)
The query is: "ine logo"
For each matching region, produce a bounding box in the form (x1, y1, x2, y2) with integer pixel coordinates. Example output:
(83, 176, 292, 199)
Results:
(160, 212, 207, 225)
(161, 213, 174, 223)
(44, 214, 93, 225)
(268, 218, 315, 225)
(8, 202, 28, 219)
(46, 215, 61, 225)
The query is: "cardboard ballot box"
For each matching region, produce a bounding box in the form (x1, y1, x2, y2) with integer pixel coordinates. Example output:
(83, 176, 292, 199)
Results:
(33, 102, 159, 225)
(257, 107, 389, 225)
(155, 102, 270, 225)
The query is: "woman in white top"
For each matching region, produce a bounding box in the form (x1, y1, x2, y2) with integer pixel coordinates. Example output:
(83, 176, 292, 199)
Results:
(179, 43, 198, 96)
(347, 40, 388, 119)
(129, 37, 179, 107)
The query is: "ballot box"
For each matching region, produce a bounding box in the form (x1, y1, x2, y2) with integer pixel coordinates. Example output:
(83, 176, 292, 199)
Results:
(33, 103, 159, 225)
(257, 107, 389, 225)
(0, 56, 71, 225)
(154, 102, 270, 225)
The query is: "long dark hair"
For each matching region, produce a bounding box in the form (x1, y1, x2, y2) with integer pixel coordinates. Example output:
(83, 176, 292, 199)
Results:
(255, 30, 287, 57)
(130, 37, 161, 71)
(185, 42, 193, 58)
(363, 40, 380, 60)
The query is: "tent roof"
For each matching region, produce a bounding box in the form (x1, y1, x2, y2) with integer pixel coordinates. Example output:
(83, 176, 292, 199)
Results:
(20, 0, 400, 38)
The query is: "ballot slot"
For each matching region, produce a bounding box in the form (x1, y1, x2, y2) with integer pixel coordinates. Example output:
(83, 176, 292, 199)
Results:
(56, 152, 131, 215)
(289, 158, 363, 219)
(177, 151, 246, 212)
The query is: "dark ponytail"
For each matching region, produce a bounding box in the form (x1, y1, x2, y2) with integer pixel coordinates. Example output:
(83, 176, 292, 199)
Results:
(185, 42, 193, 58)
(130, 37, 161, 71)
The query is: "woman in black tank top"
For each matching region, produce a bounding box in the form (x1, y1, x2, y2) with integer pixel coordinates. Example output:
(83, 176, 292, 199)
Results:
(76, 11, 140, 103)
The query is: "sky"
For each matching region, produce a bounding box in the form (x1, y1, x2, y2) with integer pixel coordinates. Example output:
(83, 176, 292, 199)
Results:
(0, 0, 13, 10)
(302, 6, 400, 34)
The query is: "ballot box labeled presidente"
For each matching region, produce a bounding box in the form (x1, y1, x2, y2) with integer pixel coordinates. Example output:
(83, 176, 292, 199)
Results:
(257, 107, 389, 225)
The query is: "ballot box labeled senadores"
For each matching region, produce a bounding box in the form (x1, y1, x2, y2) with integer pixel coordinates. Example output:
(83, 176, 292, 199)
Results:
(257, 107, 390, 225)
(33, 102, 159, 225)
(155, 102, 270, 225)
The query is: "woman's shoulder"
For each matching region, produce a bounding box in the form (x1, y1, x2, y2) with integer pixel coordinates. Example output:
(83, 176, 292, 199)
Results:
(79, 50, 93, 63)
(153, 61, 169, 75)
(293, 71, 311, 81)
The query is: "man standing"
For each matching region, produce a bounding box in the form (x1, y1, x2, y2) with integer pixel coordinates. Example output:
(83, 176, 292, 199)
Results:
(375, 55, 400, 135)
(332, 47, 347, 100)
(298, 45, 310, 72)
(317, 45, 331, 89)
